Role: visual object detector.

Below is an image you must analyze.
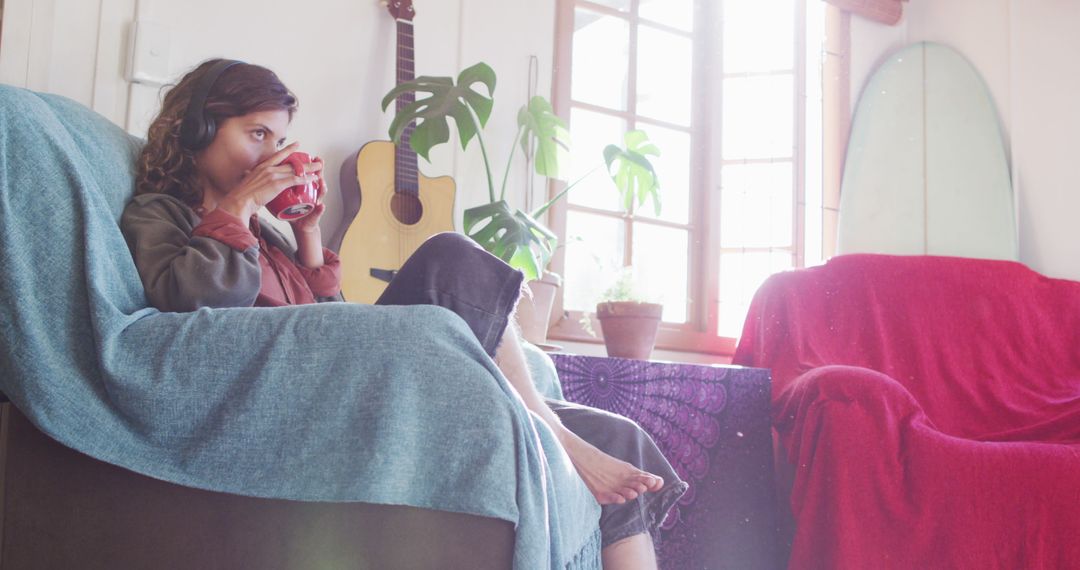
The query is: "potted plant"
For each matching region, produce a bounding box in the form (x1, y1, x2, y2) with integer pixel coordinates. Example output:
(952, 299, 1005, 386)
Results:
(582, 267, 663, 360)
(381, 63, 661, 345)
(513, 268, 562, 346)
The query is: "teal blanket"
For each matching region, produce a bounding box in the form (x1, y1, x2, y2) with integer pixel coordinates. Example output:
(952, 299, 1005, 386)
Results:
(0, 85, 600, 568)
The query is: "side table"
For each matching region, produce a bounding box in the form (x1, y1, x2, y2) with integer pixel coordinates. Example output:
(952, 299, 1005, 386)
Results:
(550, 353, 780, 570)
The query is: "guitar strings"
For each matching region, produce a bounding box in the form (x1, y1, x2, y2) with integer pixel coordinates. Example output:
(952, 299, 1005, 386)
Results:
(397, 18, 411, 265)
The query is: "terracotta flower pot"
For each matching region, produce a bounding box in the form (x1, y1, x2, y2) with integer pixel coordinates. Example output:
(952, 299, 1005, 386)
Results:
(515, 271, 562, 345)
(596, 301, 663, 360)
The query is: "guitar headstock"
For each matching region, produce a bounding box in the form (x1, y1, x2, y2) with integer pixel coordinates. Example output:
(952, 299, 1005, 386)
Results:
(383, 0, 415, 21)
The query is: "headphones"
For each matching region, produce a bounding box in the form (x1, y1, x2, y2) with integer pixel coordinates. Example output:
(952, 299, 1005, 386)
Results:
(179, 59, 244, 151)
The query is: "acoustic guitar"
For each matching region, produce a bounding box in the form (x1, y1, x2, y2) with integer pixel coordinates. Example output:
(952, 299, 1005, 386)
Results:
(332, 0, 456, 304)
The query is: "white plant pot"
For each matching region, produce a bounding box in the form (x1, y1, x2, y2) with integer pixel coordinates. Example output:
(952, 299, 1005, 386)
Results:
(515, 271, 561, 345)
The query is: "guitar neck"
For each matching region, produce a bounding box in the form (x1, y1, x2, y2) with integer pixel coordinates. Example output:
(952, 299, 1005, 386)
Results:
(395, 18, 419, 196)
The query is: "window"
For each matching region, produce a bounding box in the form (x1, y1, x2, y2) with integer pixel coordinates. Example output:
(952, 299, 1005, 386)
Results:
(549, 0, 835, 354)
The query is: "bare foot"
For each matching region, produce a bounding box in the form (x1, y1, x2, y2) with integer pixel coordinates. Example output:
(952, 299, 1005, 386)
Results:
(559, 429, 664, 505)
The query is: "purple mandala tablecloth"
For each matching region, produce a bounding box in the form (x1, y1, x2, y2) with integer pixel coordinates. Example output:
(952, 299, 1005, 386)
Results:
(551, 354, 781, 570)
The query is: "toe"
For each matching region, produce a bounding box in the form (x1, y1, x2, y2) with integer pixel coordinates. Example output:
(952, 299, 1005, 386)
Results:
(600, 492, 626, 505)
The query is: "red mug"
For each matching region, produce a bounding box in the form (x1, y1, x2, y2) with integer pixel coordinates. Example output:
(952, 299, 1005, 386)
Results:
(266, 151, 321, 220)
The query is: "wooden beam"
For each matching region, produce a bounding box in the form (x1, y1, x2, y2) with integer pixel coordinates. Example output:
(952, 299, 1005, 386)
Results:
(825, 0, 904, 26)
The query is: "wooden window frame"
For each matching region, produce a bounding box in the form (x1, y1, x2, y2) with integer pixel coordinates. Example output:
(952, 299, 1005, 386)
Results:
(547, 0, 849, 357)
(825, 0, 903, 26)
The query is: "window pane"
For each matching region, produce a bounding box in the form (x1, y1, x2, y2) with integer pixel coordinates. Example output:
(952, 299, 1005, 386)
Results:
(721, 162, 793, 248)
(636, 27, 693, 126)
(573, 9, 630, 111)
(636, 124, 691, 224)
(564, 211, 626, 312)
(568, 108, 628, 211)
(639, 0, 694, 32)
(631, 223, 689, 323)
(718, 250, 792, 337)
(723, 0, 795, 73)
(722, 75, 794, 160)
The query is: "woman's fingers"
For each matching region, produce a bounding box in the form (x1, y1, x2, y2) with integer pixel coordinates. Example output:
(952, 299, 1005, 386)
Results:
(253, 141, 301, 172)
(268, 169, 310, 181)
(239, 165, 293, 189)
(315, 172, 327, 201)
(263, 170, 318, 191)
(267, 164, 297, 175)
(304, 160, 327, 200)
(249, 172, 313, 204)
(233, 158, 319, 208)
(308, 157, 327, 201)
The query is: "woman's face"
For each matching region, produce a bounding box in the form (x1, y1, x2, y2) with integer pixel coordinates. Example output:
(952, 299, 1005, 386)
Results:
(195, 109, 291, 196)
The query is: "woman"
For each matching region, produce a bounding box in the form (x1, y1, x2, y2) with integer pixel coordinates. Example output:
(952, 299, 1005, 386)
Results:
(121, 58, 687, 569)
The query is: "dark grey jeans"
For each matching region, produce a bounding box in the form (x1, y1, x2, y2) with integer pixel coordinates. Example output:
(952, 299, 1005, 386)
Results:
(374, 232, 524, 357)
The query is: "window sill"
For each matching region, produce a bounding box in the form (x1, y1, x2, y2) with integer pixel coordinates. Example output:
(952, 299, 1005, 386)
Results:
(546, 312, 738, 359)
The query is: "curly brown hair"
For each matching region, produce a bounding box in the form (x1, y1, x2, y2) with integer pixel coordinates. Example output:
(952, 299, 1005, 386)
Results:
(135, 59, 299, 207)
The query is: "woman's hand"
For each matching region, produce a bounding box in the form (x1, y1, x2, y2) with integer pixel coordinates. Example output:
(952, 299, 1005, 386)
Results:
(216, 142, 317, 220)
(289, 156, 327, 235)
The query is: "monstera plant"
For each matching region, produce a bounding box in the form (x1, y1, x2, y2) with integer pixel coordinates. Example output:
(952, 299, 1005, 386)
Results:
(381, 62, 662, 281)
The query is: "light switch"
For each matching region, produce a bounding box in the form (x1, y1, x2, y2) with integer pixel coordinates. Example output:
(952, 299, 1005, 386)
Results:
(126, 20, 171, 86)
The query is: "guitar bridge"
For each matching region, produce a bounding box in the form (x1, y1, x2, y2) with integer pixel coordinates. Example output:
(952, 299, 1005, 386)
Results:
(370, 268, 398, 283)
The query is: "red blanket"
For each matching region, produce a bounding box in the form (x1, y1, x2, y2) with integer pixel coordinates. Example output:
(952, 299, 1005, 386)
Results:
(732, 254, 1080, 569)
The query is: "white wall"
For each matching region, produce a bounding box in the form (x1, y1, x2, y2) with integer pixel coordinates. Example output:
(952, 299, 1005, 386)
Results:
(0, 0, 136, 125)
(0, 0, 556, 241)
(850, 0, 1080, 281)
(849, 11, 907, 117)
(1009, 1, 1080, 282)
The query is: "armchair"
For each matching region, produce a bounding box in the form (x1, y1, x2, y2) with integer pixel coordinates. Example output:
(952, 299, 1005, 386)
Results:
(0, 399, 514, 569)
(0, 85, 601, 569)
(733, 253, 1080, 569)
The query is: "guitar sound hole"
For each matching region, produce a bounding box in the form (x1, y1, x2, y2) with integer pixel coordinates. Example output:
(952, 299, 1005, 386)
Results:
(391, 193, 424, 225)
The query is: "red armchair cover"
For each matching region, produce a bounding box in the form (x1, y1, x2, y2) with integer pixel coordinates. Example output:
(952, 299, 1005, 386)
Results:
(733, 254, 1080, 569)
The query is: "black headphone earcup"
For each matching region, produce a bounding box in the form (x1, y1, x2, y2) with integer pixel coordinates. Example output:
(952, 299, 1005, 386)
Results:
(179, 115, 216, 151)
(200, 117, 216, 150)
(179, 118, 199, 150)
(179, 59, 242, 151)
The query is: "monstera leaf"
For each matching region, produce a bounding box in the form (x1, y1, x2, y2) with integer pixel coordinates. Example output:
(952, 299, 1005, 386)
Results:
(517, 96, 570, 180)
(603, 130, 662, 215)
(463, 201, 558, 281)
(381, 61, 665, 281)
(381, 62, 497, 162)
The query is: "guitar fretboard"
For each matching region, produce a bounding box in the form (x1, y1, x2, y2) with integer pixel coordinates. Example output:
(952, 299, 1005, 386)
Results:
(395, 19, 419, 197)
